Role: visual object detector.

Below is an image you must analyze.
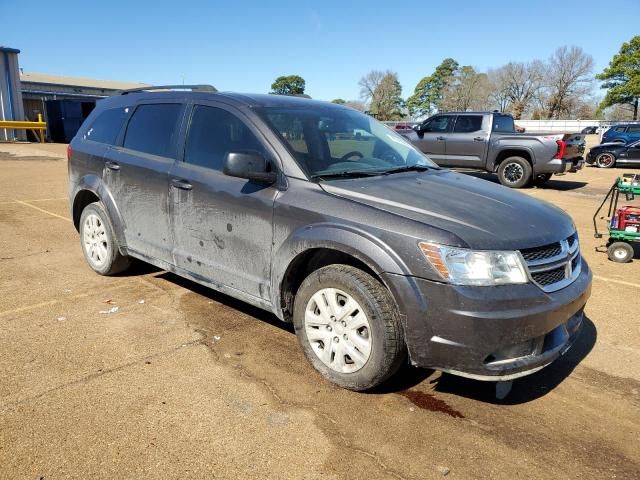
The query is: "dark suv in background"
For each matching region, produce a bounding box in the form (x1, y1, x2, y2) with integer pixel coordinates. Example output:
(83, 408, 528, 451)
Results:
(68, 86, 592, 391)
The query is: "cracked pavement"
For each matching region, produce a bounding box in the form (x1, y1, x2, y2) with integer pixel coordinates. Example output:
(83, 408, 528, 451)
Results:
(0, 141, 638, 479)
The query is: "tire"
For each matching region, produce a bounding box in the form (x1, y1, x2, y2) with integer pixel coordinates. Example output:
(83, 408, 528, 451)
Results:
(79, 202, 130, 275)
(607, 242, 634, 263)
(293, 265, 406, 391)
(595, 152, 616, 168)
(497, 156, 532, 188)
(533, 173, 552, 185)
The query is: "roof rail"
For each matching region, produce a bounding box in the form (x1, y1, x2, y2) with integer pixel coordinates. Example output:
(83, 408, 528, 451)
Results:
(120, 84, 217, 95)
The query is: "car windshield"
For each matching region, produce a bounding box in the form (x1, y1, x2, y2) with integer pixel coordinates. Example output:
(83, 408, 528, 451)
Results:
(256, 105, 437, 179)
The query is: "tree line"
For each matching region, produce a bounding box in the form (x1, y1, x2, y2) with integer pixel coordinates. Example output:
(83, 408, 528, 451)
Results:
(269, 35, 639, 121)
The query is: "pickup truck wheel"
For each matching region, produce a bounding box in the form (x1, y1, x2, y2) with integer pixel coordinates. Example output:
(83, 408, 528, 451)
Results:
(608, 242, 634, 263)
(595, 153, 616, 168)
(79, 202, 130, 275)
(293, 265, 405, 391)
(497, 156, 532, 188)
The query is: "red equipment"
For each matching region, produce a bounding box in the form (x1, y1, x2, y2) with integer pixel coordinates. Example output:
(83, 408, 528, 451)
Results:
(612, 206, 640, 233)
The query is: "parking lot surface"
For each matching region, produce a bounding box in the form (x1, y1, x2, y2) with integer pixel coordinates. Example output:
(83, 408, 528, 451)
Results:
(0, 141, 639, 479)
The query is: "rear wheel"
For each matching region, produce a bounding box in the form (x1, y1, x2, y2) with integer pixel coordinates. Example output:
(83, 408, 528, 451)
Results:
(79, 202, 130, 275)
(608, 242, 634, 263)
(497, 156, 532, 188)
(293, 265, 405, 391)
(595, 152, 616, 168)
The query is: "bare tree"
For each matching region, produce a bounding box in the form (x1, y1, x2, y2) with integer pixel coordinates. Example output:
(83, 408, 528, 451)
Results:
(344, 100, 367, 112)
(544, 46, 594, 119)
(487, 68, 511, 112)
(440, 66, 491, 111)
(496, 61, 545, 119)
(358, 70, 389, 104)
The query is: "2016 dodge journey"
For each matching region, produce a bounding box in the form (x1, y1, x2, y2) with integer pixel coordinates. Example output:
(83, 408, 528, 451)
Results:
(68, 85, 592, 391)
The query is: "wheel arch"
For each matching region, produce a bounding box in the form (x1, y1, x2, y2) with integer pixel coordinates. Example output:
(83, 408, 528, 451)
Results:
(271, 224, 410, 322)
(71, 175, 127, 250)
(491, 148, 534, 172)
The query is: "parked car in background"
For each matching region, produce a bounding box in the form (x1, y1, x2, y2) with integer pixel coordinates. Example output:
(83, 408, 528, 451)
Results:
(581, 126, 597, 134)
(402, 112, 586, 188)
(394, 123, 413, 132)
(68, 87, 592, 391)
(587, 139, 640, 168)
(601, 124, 640, 144)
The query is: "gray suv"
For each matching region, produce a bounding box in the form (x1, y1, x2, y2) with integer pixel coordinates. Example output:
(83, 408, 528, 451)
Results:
(68, 86, 592, 391)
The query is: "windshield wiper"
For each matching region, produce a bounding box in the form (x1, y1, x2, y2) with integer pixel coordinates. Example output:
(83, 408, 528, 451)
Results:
(380, 164, 434, 175)
(311, 170, 384, 180)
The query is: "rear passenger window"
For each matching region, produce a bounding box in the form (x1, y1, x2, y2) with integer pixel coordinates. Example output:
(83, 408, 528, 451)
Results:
(628, 126, 640, 133)
(123, 104, 182, 158)
(184, 105, 265, 170)
(454, 115, 483, 133)
(84, 107, 128, 145)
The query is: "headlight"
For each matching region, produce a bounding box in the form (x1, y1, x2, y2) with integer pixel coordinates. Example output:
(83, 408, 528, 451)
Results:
(418, 242, 528, 286)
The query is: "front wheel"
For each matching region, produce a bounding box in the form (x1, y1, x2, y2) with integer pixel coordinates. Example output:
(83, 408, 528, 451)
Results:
(595, 152, 616, 168)
(497, 156, 532, 188)
(608, 242, 634, 263)
(79, 202, 130, 275)
(293, 265, 405, 391)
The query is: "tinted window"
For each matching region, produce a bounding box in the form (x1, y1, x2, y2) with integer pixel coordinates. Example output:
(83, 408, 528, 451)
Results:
(123, 104, 182, 158)
(185, 105, 265, 170)
(84, 107, 128, 144)
(454, 115, 483, 133)
(614, 126, 626, 132)
(493, 115, 515, 132)
(628, 125, 640, 133)
(423, 116, 452, 132)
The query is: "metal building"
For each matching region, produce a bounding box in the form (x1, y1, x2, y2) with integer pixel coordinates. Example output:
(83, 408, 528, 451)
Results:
(0, 46, 26, 140)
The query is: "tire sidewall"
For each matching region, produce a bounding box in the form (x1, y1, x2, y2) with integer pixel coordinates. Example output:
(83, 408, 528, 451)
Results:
(293, 266, 401, 391)
(596, 153, 615, 168)
(608, 242, 633, 263)
(79, 202, 120, 275)
(498, 156, 532, 188)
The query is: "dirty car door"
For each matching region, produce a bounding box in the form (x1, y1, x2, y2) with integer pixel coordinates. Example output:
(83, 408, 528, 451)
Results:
(106, 102, 184, 263)
(169, 103, 277, 299)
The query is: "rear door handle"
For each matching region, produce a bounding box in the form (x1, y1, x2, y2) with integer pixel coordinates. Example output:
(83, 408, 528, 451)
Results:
(105, 161, 120, 171)
(436, 136, 446, 141)
(474, 136, 485, 141)
(170, 178, 193, 190)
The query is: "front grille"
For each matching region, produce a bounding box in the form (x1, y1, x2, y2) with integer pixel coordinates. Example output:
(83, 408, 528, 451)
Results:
(519, 233, 581, 292)
(531, 266, 566, 286)
(520, 242, 562, 262)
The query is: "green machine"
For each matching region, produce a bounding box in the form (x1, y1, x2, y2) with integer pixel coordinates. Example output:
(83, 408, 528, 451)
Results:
(593, 174, 640, 263)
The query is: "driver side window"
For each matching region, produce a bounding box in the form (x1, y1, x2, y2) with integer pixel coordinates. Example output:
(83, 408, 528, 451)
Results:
(423, 116, 452, 133)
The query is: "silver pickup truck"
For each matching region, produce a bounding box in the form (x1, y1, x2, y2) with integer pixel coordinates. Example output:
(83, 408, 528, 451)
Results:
(402, 112, 586, 188)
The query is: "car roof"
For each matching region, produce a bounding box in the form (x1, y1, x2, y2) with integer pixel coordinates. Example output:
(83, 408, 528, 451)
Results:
(94, 91, 339, 110)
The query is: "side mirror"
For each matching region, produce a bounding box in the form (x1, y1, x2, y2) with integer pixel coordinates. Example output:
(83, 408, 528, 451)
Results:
(412, 124, 422, 133)
(223, 151, 277, 184)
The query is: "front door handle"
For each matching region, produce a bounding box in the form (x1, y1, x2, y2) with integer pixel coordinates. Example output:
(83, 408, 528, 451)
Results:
(170, 178, 193, 190)
(436, 136, 446, 141)
(474, 136, 485, 141)
(105, 161, 120, 171)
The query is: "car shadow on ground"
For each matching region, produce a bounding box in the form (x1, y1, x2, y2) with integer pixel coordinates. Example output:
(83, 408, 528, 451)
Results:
(430, 316, 597, 405)
(460, 171, 589, 191)
(122, 264, 596, 404)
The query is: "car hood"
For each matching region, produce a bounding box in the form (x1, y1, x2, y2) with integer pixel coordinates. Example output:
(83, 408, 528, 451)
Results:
(320, 170, 575, 250)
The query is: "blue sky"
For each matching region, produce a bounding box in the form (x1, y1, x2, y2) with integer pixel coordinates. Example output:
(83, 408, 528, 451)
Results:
(2, 0, 638, 101)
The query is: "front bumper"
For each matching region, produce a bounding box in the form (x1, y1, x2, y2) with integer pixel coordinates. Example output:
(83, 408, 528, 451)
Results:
(537, 157, 585, 174)
(382, 259, 592, 380)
